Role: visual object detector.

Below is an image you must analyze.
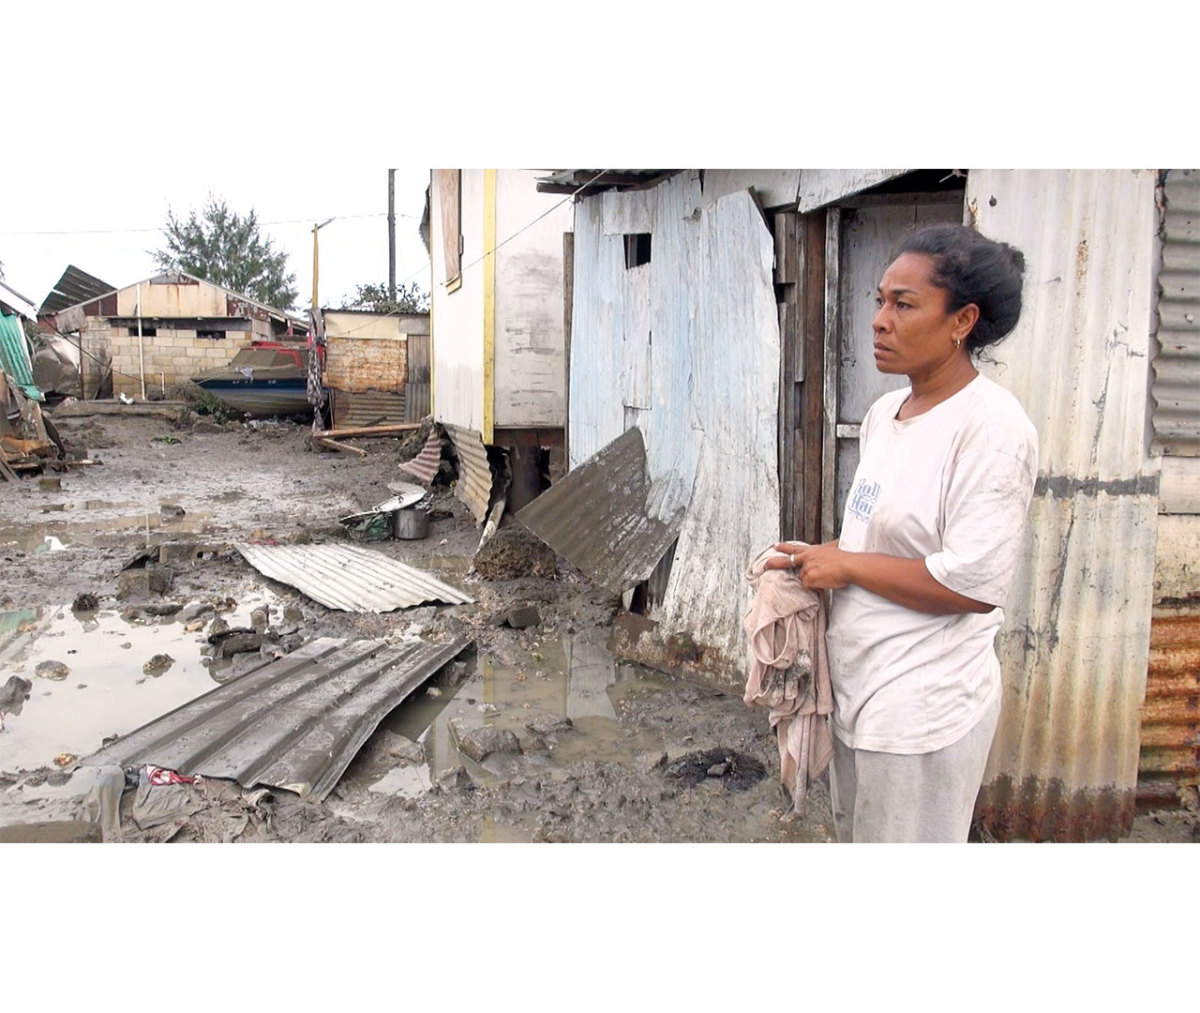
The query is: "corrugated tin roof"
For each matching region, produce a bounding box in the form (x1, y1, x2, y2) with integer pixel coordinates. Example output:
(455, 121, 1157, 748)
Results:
(235, 542, 473, 611)
(53, 270, 307, 330)
(37, 265, 115, 317)
(398, 426, 443, 484)
(516, 427, 683, 594)
(535, 170, 679, 197)
(1151, 169, 1199, 455)
(0, 280, 39, 319)
(444, 424, 492, 524)
(80, 636, 472, 800)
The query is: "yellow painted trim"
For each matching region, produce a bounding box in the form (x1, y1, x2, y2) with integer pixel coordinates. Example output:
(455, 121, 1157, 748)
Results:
(482, 169, 496, 444)
(428, 169, 437, 421)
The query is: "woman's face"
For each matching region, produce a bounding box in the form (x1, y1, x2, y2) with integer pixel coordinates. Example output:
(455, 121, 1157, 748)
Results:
(872, 252, 974, 380)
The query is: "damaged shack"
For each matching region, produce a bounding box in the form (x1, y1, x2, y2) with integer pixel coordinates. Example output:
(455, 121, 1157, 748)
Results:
(46, 270, 308, 401)
(427, 169, 573, 521)
(532, 168, 1199, 842)
(320, 308, 430, 428)
(0, 279, 57, 476)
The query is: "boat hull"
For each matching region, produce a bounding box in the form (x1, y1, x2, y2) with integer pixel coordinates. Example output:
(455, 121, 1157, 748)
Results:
(193, 376, 314, 418)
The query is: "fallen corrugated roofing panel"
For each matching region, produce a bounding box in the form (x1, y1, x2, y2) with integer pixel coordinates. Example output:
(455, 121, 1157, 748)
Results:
(398, 426, 443, 484)
(516, 427, 682, 594)
(235, 542, 473, 611)
(444, 424, 492, 524)
(81, 636, 472, 800)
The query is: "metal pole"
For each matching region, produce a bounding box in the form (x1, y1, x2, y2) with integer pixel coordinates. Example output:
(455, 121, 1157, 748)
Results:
(388, 169, 396, 302)
(137, 282, 146, 400)
(312, 223, 319, 310)
(312, 217, 334, 310)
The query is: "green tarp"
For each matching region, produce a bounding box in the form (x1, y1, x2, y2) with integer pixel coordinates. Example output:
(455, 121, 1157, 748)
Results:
(0, 313, 43, 401)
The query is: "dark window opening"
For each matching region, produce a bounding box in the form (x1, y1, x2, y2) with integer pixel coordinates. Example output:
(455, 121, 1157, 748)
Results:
(196, 330, 226, 340)
(856, 169, 968, 197)
(128, 326, 156, 337)
(624, 233, 652, 269)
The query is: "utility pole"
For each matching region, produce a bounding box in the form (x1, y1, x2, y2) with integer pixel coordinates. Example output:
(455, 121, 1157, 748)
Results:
(312, 217, 334, 309)
(388, 169, 397, 303)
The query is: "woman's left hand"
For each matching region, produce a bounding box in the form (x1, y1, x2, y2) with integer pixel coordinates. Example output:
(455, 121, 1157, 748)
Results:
(766, 540, 851, 589)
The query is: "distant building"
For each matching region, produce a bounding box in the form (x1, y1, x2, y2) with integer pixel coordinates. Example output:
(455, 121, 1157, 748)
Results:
(48, 271, 307, 400)
(320, 308, 430, 427)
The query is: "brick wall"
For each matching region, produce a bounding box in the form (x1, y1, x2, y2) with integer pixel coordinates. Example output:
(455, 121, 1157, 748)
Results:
(87, 322, 251, 397)
(324, 336, 407, 392)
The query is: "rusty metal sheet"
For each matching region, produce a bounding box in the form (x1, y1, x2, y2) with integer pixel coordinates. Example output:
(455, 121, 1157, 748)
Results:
(330, 388, 407, 429)
(444, 424, 492, 524)
(399, 426, 443, 484)
(80, 636, 472, 800)
(1138, 611, 1200, 806)
(235, 542, 473, 611)
(516, 427, 682, 594)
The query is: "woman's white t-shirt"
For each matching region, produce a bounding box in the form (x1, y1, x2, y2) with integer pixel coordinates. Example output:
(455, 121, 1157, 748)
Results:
(825, 374, 1038, 754)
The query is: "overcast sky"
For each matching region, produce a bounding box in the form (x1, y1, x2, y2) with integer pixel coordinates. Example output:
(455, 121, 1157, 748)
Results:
(1, 6, 1187, 316)
(1, 160, 430, 314)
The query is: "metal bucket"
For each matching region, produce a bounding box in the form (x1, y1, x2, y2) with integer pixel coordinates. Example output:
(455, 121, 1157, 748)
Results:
(392, 507, 429, 540)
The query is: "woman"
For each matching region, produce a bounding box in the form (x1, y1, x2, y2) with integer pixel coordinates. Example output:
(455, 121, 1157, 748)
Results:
(766, 224, 1038, 843)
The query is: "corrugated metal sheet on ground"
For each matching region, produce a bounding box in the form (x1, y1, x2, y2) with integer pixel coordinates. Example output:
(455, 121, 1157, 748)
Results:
(235, 542, 473, 611)
(330, 388, 406, 429)
(81, 636, 472, 800)
(1138, 612, 1200, 806)
(398, 426, 443, 484)
(444, 423, 492, 524)
(967, 170, 1160, 840)
(1151, 169, 1199, 455)
(516, 427, 683, 594)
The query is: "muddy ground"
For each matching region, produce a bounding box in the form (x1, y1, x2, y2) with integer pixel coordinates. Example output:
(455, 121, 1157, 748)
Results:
(0, 404, 1194, 844)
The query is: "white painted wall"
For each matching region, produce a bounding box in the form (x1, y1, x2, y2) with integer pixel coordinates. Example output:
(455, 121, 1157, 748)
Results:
(430, 169, 486, 433)
(430, 169, 571, 434)
(494, 169, 572, 428)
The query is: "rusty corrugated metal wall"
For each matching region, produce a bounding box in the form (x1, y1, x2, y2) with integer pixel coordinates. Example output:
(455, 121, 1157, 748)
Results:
(1140, 168, 1200, 807)
(330, 389, 407, 429)
(444, 423, 493, 524)
(1138, 613, 1200, 806)
(966, 170, 1160, 840)
(405, 334, 431, 422)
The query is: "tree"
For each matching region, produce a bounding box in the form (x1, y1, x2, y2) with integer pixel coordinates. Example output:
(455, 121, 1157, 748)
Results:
(151, 196, 298, 310)
(339, 280, 429, 314)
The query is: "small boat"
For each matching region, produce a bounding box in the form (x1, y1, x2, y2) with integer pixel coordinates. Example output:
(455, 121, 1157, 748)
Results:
(191, 342, 322, 418)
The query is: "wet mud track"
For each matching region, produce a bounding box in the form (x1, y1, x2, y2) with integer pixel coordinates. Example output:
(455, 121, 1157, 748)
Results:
(0, 410, 832, 843)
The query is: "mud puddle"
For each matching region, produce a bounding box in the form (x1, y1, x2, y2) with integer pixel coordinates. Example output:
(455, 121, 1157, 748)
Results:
(347, 629, 670, 800)
(0, 587, 286, 773)
(0, 502, 213, 554)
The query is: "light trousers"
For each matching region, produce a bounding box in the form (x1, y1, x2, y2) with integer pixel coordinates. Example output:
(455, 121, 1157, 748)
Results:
(829, 692, 1001, 843)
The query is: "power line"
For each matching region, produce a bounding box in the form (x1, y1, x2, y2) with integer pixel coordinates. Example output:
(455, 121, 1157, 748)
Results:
(443, 169, 608, 286)
(0, 211, 420, 238)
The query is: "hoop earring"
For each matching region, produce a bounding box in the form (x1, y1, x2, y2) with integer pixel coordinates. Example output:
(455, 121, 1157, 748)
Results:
(953, 338, 963, 349)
